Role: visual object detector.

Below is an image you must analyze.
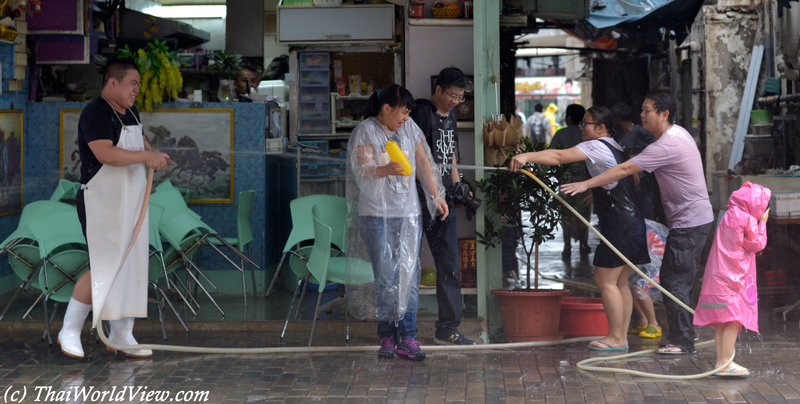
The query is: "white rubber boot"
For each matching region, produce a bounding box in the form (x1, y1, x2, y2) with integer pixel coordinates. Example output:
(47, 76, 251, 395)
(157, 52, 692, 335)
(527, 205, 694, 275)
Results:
(58, 297, 91, 359)
(107, 317, 153, 358)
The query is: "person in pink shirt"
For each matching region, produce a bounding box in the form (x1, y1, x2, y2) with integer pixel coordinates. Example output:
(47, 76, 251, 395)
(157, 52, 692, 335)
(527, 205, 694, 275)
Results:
(562, 92, 714, 355)
(694, 182, 770, 376)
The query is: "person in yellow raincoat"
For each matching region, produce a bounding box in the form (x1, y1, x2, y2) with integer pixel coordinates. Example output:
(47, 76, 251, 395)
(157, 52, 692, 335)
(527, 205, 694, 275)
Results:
(543, 103, 560, 142)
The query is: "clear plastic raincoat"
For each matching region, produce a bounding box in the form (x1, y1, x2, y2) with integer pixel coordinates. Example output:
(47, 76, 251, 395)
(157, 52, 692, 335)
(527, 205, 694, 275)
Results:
(346, 117, 445, 322)
(694, 181, 770, 332)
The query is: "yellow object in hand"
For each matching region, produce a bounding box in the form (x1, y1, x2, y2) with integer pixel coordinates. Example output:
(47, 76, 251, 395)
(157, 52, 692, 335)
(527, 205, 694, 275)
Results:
(385, 141, 413, 176)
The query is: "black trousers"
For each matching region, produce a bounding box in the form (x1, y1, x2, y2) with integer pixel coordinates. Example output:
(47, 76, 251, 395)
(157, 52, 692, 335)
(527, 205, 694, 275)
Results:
(661, 221, 714, 351)
(423, 212, 462, 336)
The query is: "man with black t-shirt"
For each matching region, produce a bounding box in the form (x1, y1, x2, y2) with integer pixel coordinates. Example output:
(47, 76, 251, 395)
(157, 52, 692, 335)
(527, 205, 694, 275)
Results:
(58, 59, 170, 360)
(411, 66, 475, 345)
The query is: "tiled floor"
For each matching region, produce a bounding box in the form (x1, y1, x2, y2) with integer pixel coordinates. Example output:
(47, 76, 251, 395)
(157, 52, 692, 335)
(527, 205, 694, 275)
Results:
(2, 218, 800, 403)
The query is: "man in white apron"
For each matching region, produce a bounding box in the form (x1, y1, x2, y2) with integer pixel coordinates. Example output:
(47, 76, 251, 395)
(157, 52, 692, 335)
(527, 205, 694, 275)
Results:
(58, 59, 170, 359)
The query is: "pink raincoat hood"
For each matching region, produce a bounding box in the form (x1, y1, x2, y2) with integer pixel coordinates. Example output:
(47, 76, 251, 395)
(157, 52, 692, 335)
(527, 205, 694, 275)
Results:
(726, 181, 771, 219)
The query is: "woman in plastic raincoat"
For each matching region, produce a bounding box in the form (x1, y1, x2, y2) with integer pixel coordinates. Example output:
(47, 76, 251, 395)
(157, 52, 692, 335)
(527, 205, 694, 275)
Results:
(346, 84, 448, 361)
(694, 182, 770, 377)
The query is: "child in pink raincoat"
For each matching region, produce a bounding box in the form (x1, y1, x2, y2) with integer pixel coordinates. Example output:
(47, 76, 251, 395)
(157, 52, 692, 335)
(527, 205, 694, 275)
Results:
(694, 181, 770, 377)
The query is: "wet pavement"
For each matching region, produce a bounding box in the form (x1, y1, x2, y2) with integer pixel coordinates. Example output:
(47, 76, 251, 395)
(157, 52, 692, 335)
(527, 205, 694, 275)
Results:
(2, 217, 800, 403)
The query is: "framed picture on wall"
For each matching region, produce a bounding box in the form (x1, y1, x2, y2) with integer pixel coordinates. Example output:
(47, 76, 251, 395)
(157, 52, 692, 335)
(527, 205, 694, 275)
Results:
(60, 108, 235, 203)
(0, 110, 23, 217)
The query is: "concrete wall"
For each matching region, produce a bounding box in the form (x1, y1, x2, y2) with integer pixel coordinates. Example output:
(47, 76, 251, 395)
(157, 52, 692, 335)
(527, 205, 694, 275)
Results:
(703, 4, 760, 184)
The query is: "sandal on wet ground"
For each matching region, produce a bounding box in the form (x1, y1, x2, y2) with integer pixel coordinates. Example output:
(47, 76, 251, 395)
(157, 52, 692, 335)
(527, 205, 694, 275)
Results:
(715, 364, 750, 377)
(628, 325, 647, 334)
(657, 344, 695, 355)
(639, 326, 662, 338)
(588, 339, 629, 351)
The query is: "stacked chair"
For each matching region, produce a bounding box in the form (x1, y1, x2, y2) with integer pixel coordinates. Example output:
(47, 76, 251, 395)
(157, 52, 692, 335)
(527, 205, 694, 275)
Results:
(1, 180, 259, 339)
(150, 185, 260, 316)
(147, 204, 190, 339)
(0, 199, 77, 321)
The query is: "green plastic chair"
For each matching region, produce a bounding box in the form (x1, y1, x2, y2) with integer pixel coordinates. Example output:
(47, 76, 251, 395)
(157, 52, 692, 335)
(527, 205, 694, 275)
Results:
(152, 204, 226, 316)
(0, 201, 78, 321)
(304, 204, 374, 346)
(265, 195, 347, 298)
(155, 179, 192, 204)
(26, 211, 87, 344)
(146, 204, 190, 338)
(150, 188, 201, 221)
(204, 190, 257, 304)
(0, 244, 42, 321)
(0, 201, 75, 251)
(49, 179, 77, 202)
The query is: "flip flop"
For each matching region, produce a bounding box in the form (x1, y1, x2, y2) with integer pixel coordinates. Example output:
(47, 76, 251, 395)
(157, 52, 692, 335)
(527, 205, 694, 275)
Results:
(657, 344, 695, 355)
(628, 325, 647, 334)
(639, 326, 662, 338)
(715, 364, 750, 377)
(588, 339, 629, 351)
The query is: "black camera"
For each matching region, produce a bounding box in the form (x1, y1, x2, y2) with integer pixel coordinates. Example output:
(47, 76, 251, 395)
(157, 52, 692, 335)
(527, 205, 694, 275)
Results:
(450, 182, 482, 215)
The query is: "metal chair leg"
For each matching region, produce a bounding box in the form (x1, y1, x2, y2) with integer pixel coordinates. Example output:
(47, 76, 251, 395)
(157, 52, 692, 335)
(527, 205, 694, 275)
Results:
(23, 293, 46, 320)
(180, 252, 224, 317)
(241, 257, 247, 308)
(280, 276, 306, 341)
(266, 252, 288, 298)
(248, 246, 257, 302)
(170, 275, 198, 315)
(345, 292, 350, 344)
(295, 277, 310, 321)
(157, 284, 189, 333)
(0, 284, 24, 321)
(42, 301, 59, 343)
(43, 296, 52, 345)
(151, 283, 167, 341)
(308, 291, 324, 347)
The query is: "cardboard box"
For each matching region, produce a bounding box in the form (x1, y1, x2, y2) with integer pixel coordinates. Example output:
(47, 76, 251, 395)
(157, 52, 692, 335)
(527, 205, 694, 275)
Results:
(770, 189, 800, 218)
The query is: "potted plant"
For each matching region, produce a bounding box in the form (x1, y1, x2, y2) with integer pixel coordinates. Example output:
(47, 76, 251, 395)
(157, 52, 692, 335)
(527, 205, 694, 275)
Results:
(476, 137, 573, 342)
(209, 51, 242, 102)
(117, 40, 189, 112)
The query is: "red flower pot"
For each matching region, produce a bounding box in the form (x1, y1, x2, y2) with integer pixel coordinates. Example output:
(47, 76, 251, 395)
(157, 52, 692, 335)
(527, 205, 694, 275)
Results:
(558, 297, 608, 338)
(491, 289, 571, 342)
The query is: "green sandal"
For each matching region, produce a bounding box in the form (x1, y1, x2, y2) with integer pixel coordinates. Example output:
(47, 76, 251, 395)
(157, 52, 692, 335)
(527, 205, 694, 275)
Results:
(639, 325, 662, 338)
(627, 325, 647, 334)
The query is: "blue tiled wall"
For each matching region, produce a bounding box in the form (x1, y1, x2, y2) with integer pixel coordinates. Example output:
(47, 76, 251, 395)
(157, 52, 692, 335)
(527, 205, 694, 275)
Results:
(0, 42, 29, 279)
(1, 99, 286, 292)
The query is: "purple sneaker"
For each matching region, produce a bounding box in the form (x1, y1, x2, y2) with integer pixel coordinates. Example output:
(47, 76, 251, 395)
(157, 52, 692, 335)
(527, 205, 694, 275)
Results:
(378, 338, 395, 359)
(396, 338, 426, 361)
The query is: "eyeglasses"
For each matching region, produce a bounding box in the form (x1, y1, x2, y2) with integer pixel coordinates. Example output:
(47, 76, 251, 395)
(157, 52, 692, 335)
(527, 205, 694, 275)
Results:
(444, 90, 466, 103)
(579, 120, 601, 128)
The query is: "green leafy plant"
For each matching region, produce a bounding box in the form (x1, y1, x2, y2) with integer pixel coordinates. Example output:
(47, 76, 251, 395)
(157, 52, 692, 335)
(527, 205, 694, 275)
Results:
(209, 51, 243, 80)
(476, 137, 572, 290)
(117, 40, 190, 112)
